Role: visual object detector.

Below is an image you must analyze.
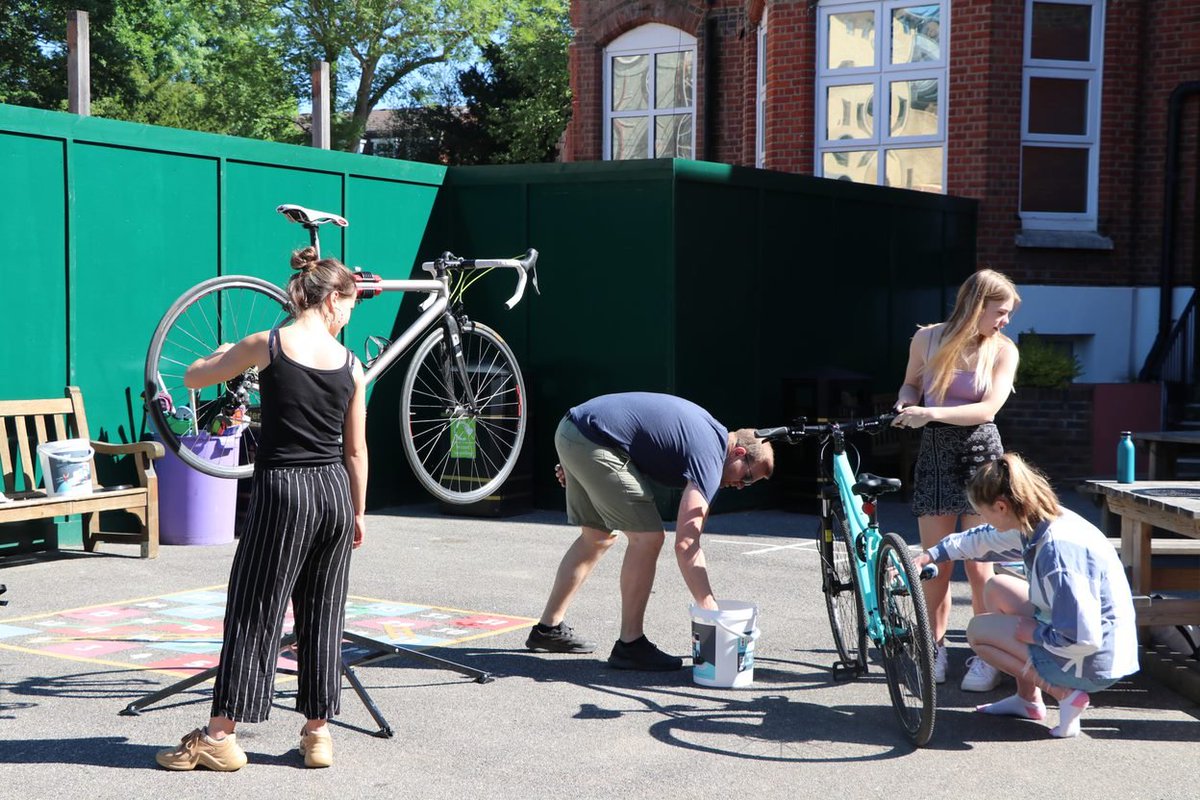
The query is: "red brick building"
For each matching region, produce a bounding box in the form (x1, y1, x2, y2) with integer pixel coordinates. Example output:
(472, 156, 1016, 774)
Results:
(564, 0, 1200, 389)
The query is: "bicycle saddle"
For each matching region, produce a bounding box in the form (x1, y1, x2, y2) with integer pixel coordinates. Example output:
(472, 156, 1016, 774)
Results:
(276, 204, 349, 227)
(852, 473, 902, 496)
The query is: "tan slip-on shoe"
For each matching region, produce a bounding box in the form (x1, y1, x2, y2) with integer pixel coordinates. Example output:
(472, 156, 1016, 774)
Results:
(155, 728, 247, 771)
(299, 727, 333, 768)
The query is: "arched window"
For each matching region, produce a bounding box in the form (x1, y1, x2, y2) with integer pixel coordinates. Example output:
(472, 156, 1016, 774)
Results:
(603, 24, 697, 160)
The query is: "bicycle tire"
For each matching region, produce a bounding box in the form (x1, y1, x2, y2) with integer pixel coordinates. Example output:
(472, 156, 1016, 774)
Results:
(821, 505, 867, 671)
(875, 531, 937, 746)
(399, 320, 527, 504)
(145, 275, 290, 480)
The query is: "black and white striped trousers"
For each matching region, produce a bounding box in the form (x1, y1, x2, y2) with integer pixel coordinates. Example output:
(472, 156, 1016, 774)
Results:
(211, 462, 354, 723)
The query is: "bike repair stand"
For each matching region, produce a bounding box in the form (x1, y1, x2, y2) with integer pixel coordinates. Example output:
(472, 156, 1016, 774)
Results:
(121, 631, 494, 737)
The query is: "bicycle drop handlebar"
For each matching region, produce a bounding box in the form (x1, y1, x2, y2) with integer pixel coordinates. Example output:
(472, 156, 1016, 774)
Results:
(754, 412, 897, 444)
(422, 249, 540, 309)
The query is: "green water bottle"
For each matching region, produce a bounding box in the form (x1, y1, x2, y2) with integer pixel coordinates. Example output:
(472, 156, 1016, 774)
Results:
(1117, 431, 1135, 484)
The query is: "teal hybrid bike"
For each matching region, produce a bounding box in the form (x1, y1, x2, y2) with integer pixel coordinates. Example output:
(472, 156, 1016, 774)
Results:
(755, 414, 939, 746)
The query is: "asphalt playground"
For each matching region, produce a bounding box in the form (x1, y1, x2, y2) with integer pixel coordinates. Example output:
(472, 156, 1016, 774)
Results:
(1, 492, 1197, 800)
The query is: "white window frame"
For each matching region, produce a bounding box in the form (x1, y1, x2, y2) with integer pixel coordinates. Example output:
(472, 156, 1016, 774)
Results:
(603, 24, 698, 161)
(815, 0, 949, 191)
(756, 11, 768, 168)
(1020, 0, 1105, 231)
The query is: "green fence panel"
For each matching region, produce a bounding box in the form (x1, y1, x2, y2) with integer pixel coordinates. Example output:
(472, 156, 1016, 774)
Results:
(1, 133, 67, 399)
(72, 143, 220, 446)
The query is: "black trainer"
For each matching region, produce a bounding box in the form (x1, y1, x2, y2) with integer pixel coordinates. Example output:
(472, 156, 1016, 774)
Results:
(525, 622, 596, 653)
(607, 635, 683, 671)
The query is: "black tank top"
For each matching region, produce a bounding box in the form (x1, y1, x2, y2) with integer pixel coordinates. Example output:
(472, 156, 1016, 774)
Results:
(255, 327, 356, 468)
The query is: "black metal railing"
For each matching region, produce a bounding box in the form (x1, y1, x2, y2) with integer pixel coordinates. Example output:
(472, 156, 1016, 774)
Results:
(1140, 290, 1198, 385)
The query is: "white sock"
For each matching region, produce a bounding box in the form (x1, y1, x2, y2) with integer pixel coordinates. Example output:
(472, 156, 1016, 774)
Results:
(975, 693, 1046, 721)
(1050, 689, 1090, 738)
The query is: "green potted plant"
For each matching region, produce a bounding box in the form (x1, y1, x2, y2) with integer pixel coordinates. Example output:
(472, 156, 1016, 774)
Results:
(1015, 330, 1084, 389)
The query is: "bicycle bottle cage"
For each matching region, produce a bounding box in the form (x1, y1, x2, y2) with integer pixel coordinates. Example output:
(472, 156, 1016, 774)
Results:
(364, 335, 391, 368)
(352, 270, 382, 301)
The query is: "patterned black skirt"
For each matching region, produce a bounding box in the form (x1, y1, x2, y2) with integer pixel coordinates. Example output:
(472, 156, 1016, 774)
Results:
(911, 422, 1004, 517)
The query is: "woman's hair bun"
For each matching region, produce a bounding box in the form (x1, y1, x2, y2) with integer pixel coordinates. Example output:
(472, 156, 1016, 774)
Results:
(290, 246, 320, 271)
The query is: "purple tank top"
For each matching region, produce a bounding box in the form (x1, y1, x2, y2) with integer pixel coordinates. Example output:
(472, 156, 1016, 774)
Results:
(923, 370, 983, 408)
(923, 329, 985, 407)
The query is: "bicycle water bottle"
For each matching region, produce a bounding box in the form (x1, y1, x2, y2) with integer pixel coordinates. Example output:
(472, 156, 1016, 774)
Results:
(1117, 431, 1135, 484)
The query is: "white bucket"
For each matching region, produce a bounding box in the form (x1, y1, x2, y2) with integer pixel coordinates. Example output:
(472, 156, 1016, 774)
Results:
(37, 438, 94, 498)
(690, 600, 759, 688)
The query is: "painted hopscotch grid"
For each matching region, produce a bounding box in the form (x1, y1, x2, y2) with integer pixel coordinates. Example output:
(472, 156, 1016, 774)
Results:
(0, 585, 534, 678)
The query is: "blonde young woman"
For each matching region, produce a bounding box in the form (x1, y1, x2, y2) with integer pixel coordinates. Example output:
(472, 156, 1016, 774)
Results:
(892, 269, 1020, 691)
(913, 454, 1138, 738)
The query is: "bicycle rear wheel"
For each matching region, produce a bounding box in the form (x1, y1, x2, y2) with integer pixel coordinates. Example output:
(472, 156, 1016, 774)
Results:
(399, 320, 527, 505)
(145, 275, 290, 479)
(875, 532, 937, 746)
(821, 505, 867, 671)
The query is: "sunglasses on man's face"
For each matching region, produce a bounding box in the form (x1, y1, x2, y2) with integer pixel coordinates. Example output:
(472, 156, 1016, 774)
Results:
(740, 460, 755, 488)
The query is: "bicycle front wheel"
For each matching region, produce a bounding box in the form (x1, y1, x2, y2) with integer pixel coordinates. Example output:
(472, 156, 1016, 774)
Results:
(876, 532, 937, 746)
(399, 321, 527, 504)
(821, 505, 867, 671)
(145, 275, 290, 479)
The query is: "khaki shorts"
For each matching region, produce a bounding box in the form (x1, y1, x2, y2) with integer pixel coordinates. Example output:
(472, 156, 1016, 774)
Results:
(555, 417, 663, 534)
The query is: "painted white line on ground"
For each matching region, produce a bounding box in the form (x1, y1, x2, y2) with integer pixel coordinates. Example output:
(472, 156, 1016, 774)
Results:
(705, 539, 819, 555)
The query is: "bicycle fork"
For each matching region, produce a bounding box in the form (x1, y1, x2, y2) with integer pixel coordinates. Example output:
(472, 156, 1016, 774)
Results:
(438, 313, 479, 412)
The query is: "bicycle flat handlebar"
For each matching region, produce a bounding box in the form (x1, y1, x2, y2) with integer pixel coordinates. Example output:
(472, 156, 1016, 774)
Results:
(754, 412, 897, 444)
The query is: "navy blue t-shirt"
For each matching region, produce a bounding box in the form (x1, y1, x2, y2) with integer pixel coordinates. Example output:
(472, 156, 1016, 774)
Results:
(566, 392, 728, 503)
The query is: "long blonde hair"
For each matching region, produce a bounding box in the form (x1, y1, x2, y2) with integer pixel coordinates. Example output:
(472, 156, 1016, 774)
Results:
(922, 269, 1020, 403)
(966, 453, 1061, 533)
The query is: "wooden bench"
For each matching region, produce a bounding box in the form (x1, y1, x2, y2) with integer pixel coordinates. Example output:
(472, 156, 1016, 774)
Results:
(0, 387, 164, 558)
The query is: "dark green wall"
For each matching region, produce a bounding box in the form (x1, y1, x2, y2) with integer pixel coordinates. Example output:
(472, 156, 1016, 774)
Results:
(422, 160, 977, 512)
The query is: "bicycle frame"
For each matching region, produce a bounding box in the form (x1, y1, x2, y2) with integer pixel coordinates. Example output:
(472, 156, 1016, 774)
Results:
(824, 435, 890, 648)
(293, 207, 538, 392)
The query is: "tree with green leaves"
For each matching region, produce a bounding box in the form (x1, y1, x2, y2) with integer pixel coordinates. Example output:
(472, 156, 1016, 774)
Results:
(277, 0, 549, 151)
(446, 2, 571, 164)
(0, 1, 298, 141)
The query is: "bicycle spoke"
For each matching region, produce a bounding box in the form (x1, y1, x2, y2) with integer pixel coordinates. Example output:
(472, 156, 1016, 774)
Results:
(146, 277, 288, 480)
(876, 534, 936, 745)
(400, 323, 527, 505)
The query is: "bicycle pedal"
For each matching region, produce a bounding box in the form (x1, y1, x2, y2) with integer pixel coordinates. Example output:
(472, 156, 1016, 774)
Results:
(831, 660, 864, 681)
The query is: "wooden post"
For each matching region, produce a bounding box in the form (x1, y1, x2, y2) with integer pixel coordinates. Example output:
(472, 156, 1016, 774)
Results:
(311, 60, 330, 149)
(67, 10, 91, 116)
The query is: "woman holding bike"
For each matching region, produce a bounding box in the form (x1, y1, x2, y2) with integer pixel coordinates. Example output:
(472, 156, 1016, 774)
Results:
(913, 454, 1138, 738)
(155, 246, 368, 771)
(892, 269, 1020, 692)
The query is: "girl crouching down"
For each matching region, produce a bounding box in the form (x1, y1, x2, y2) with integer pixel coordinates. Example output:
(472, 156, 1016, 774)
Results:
(913, 453, 1138, 738)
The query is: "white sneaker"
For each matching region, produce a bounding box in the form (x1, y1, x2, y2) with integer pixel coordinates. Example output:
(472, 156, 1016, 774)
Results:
(961, 655, 1002, 692)
(933, 644, 947, 684)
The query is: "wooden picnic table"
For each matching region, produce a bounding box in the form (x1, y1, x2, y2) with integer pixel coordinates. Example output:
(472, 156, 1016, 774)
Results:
(1133, 430, 1200, 480)
(1083, 480, 1200, 630)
